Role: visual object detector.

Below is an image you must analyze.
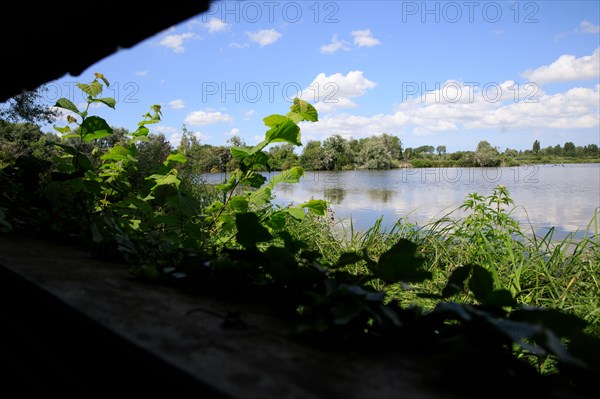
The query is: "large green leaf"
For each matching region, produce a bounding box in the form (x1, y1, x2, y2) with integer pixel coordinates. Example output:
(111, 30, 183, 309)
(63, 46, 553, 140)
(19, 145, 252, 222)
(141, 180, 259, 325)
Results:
(235, 212, 273, 249)
(468, 265, 494, 302)
(337, 252, 364, 267)
(263, 114, 288, 128)
(132, 126, 149, 137)
(283, 207, 305, 220)
(286, 98, 318, 123)
(269, 167, 304, 187)
(147, 173, 181, 189)
(101, 145, 129, 161)
(241, 172, 266, 188)
(165, 152, 187, 164)
(94, 97, 116, 109)
(231, 147, 250, 160)
(441, 265, 472, 298)
(301, 199, 327, 216)
(80, 116, 113, 141)
(371, 239, 431, 284)
(265, 118, 301, 146)
(249, 187, 272, 207)
(77, 81, 103, 97)
(82, 130, 112, 142)
(251, 151, 270, 168)
(54, 98, 80, 114)
(228, 196, 249, 213)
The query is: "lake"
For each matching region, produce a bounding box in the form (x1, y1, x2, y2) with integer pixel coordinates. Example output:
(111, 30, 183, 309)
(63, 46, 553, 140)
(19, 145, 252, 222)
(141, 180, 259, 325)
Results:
(204, 164, 600, 240)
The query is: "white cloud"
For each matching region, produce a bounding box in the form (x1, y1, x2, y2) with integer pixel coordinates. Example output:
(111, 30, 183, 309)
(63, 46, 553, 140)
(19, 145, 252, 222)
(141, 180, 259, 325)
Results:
(158, 32, 198, 53)
(229, 42, 250, 49)
(153, 125, 178, 136)
(320, 34, 351, 54)
(245, 29, 282, 47)
(135, 70, 149, 77)
(301, 70, 377, 112)
(244, 110, 255, 119)
(555, 20, 600, 41)
(351, 29, 381, 48)
(299, 83, 599, 139)
(168, 130, 210, 147)
(169, 99, 185, 109)
(226, 128, 240, 136)
(184, 110, 233, 126)
(580, 20, 600, 34)
(522, 47, 600, 84)
(203, 17, 229, 33)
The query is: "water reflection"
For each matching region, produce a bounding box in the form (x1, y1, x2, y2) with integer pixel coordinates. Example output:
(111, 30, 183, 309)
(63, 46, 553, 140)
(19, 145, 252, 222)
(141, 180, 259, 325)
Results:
(200, 165, 600, 238)
(324, 187, 346, 205)
(270, 164, 600, 238)
(368, 189, 395, 203)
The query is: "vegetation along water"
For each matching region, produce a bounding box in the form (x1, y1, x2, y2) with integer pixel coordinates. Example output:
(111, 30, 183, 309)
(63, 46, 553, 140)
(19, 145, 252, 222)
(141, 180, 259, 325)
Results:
(0, 74, 598, 394)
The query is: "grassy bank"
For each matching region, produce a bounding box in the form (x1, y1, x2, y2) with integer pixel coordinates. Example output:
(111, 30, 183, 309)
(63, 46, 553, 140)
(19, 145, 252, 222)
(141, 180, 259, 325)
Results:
(288, 186, 600, 330)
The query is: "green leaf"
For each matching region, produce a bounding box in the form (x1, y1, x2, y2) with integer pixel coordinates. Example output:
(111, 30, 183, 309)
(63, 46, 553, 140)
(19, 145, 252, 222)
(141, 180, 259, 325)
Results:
(264, 118, 301, 146)
(94, 72, 110, 87)
(231, 147, 250, 160)
(286, 98, 318, 123)
(54, 98, 80, 114)
(372, 239, 431, 284)
(80, 116, 113, 141)
(235, 212, 273, 249)
(53, 143, 79, 156)
(468, 265, 494, 302)
(266, 212, 286, 230)
(441, 265, 472, 298)
(132, 126, 149, 137)
(241, 172, 266, 188)
(165, 152, 187, 164)
(228, 196, 249, 213)
(147, 173, 181, 189)
(54, 125, 72, 134)
(302, 199, 327, 216)
(482, 289, 516, 307)
(73, 153, 93, 172)
(77, 81, 103, 97)
(284, 207, 305, 220)
(95, 97, 116, 109)
(249, 187, 271, 207)
(263, 114, 289, 128)
(61, 133, 80, 140)
(337, 252, 363, 267)
(101, 145, 129, 161)
(251, 151, 269, 168)
(82, 130, 112, 142)
(269, 166, 304, 187)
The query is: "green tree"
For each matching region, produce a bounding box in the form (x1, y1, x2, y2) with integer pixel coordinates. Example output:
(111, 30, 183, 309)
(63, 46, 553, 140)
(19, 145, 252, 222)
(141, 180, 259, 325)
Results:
(0, 84, 59, 124)
(268, 144, 299, 170)
(300, 140, 326, 170)
(358, 134, 401, 169)
(323, 134, 351, 170)
(563, 142, 576, 157)
(436, 145, 447, 157)
(0, 120, 60, 165)
(532, 140, 540, 154)
(475, 141, 500, 167)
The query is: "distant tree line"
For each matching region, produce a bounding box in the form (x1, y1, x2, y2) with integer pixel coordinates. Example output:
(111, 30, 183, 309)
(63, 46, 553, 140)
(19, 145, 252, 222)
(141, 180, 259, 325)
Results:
(1, 120, 598, 174)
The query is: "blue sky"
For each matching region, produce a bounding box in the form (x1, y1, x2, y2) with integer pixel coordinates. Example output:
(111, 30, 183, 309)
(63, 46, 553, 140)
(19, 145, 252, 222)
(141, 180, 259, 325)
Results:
(38, 1, 599, 152)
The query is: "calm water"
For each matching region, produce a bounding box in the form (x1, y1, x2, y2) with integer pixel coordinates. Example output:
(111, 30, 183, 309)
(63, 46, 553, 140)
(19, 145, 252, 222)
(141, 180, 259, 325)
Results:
(205, 164, 600, 239)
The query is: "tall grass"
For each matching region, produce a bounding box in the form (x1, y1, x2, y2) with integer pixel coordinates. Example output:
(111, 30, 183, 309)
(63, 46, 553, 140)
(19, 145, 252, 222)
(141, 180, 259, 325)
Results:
(287, 186, 600, 330)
